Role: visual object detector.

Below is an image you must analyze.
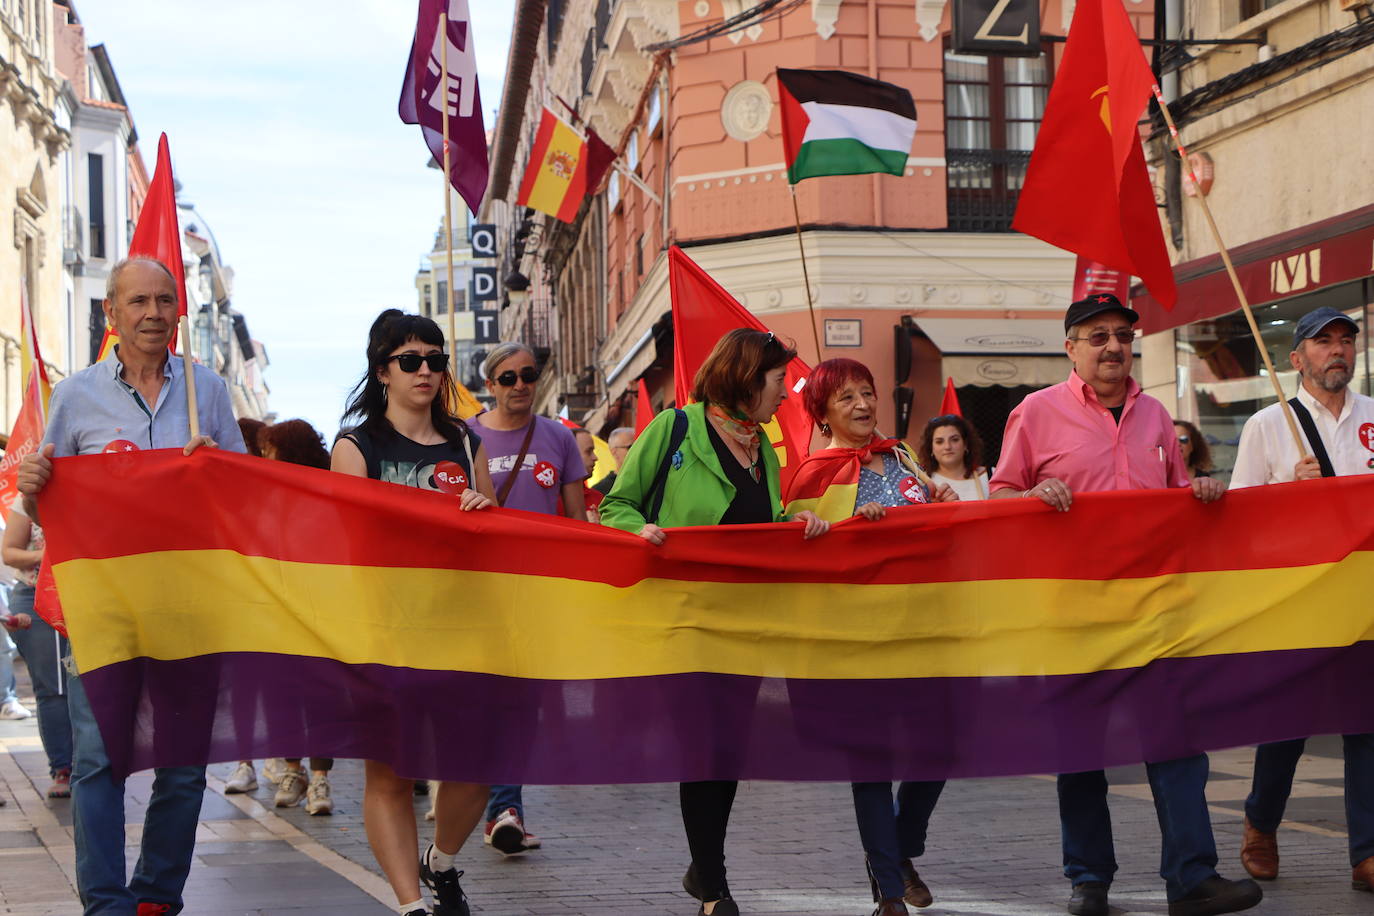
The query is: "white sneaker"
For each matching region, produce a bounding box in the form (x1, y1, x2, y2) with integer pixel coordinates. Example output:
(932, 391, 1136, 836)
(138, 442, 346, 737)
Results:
(274, 769, 307, 807)
(304, 772, 333, 816)
(0, 699, 31, 720)
(223, 761, 258, 794)
(262, 757, 287, 786)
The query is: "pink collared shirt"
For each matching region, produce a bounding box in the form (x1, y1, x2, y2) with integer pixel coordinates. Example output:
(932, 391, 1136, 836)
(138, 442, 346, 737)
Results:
(989, 371, 1189, 494)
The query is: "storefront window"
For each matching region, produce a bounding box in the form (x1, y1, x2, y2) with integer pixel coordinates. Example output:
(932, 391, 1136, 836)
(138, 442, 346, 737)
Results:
(1175, 280, 1369, 484)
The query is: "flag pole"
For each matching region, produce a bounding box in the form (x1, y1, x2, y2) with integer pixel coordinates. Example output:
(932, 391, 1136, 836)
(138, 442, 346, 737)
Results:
(788, 184, 823, 364)
(439, 12, 458, 354)
(1150, 85, 1307, 457)
(180, 315, 200, 439)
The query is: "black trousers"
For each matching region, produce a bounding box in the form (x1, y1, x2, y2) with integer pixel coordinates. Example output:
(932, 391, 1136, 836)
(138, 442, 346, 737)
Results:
(681, 780, 739, 899)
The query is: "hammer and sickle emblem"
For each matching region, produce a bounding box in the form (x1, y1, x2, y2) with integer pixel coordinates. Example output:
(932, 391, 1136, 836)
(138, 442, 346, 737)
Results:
(1091, 85, 1111, 132)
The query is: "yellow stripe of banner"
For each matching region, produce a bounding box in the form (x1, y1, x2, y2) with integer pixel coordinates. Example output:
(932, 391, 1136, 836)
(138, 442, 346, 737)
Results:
(524, 118, 583, 217)
(57, 551, 1374, 681)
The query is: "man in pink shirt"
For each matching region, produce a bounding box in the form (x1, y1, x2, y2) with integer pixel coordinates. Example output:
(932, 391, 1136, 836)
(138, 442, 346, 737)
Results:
(989, 295, 1258, 916)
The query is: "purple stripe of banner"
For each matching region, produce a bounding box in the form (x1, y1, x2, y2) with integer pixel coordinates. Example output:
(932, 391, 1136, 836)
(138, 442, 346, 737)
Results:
(82, 642, 1374, 783)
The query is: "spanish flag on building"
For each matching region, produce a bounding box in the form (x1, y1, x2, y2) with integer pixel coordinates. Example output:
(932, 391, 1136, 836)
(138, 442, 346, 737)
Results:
(515, 108, 615, 222)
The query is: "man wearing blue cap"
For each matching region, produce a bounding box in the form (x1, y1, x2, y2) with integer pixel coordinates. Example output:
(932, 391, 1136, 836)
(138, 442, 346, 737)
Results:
(1230, 304, 1374, 893)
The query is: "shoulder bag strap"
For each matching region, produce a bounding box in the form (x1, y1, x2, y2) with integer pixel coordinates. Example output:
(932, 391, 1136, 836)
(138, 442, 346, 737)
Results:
(1287, 398, 1337, 478)
(495, 419, 538, 507)
(645, 409, 689, 525)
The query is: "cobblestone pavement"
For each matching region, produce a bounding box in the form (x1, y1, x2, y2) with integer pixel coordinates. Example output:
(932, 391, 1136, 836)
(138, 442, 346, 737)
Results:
(0, 674, 1365, 915)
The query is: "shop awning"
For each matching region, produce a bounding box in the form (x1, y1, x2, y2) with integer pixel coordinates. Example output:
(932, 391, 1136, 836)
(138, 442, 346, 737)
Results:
(913, 317, 1068, 355)
(915, 317, 1138, 388)
(1133, 202, 1374, 335)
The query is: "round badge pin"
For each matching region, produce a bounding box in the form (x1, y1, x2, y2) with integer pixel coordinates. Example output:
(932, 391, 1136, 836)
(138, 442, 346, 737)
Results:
(103, 439, 139, 453)
(532, 460, 559, 489)
(432, 461, 469, 494)
(1359, 422, 1374, 453)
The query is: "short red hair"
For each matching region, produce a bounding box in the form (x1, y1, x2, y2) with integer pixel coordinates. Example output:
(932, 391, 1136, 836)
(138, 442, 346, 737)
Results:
(803, 358, 876, 428)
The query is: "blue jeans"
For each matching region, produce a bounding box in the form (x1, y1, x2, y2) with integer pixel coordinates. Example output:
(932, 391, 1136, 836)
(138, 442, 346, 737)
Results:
(0, 628, 16, 703)
(852, 780, 946, 899)
(68, 659, 205, 915)
(9, 585, 71, 774)
(1245, 735, 1374, 867)
(1059, 754, 1218, 902)
(487, 784, 523, 820)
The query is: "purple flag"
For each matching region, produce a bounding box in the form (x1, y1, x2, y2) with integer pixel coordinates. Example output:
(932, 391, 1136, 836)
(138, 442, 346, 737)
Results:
(399, 0, 488, 215)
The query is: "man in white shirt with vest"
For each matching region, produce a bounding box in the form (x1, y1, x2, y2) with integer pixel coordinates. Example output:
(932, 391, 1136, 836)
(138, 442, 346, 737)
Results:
(1229, 304, 1374, 895)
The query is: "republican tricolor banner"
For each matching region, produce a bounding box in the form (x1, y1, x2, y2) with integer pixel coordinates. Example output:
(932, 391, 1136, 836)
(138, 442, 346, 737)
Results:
(41, 450, 1374, 782)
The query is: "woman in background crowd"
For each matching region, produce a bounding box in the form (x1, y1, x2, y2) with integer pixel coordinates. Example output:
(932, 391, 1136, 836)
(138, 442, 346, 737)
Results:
(332, 309, 495, 916)
(602, 328, 829, 916)
(917, 414, 988, 501)
(1173, 419, 1213, 480)
(262, 419, 338, 816)
(2, 503, 67, 796)
(783, 358, 952, 916)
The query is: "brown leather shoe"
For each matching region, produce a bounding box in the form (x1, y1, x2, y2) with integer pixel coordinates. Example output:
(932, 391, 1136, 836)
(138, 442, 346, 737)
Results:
(873, 900, 909, 916)
(1240, 817, 1279, 880)
(899, 860, 933, 908)
(1354, 856, 1374, 892)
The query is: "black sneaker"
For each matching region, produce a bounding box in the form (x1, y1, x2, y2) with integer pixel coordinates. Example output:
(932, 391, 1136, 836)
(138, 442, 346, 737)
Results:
(1168, 876, 1262, 916)
(1067, 881, 1109, 916)
(419, 844, 470, 916)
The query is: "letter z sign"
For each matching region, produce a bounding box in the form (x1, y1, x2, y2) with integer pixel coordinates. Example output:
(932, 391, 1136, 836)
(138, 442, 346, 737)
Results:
(952, 0, 1040, 57)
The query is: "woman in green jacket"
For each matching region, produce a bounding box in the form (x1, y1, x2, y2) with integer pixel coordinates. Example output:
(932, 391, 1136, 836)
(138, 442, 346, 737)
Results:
(601, 328, 827, 916)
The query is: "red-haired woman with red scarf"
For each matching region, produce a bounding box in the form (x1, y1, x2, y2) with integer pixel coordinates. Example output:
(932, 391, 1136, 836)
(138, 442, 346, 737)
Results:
(782, 357, 955, 916)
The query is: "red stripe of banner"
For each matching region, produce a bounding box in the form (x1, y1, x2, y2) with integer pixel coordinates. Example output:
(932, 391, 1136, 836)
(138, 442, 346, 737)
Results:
(38, 450, 1374, 586)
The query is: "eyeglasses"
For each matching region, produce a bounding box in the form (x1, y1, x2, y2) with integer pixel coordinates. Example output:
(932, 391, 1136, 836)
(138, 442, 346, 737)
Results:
(1177, 434, 1191, 444)
(495, 366, 541, 387)
(1067, 330, 1136, 347)
(386, 353, 449, 373)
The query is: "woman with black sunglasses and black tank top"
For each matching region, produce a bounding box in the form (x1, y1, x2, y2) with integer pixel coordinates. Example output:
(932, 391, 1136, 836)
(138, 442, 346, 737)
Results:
(331, 309, 494, 916)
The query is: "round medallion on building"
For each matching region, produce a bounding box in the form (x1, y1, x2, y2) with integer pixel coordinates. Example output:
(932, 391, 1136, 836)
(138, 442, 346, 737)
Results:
(721, 80, 773, 142)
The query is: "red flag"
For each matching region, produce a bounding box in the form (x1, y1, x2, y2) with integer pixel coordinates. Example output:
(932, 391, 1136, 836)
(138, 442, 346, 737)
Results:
(939, 378, 962, 418)
(668, 246, 812, 487)
(1011, 0, 1176, 309)
(635, 379, 654, 437)
(0, 282, 52, 517)
(98, 133, 189, 356)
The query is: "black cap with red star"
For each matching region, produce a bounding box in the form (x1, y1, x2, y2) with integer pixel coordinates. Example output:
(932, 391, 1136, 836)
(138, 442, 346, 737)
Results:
(1064, 293, 1140, 334)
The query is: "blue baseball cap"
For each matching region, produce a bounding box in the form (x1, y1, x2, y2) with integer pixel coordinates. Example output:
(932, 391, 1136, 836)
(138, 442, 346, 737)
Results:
(1291, 306, 1358, 350)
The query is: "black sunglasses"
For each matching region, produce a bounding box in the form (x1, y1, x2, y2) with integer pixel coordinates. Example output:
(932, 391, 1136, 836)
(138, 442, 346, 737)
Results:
(495, 366, 541, 387)
(1068, 329, 1136, 347)
(387, 353, 449, 373)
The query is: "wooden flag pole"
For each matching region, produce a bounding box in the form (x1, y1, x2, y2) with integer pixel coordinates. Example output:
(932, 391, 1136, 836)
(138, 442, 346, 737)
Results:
(788, 184, 823, 364)
(180, 315, 200, 439)
(1151, 85, 1307, 457)
(440, 11, 458, 353)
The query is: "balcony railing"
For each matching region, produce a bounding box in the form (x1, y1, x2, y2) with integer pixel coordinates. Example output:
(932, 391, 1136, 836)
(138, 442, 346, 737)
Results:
(946, 148, 1032, 232)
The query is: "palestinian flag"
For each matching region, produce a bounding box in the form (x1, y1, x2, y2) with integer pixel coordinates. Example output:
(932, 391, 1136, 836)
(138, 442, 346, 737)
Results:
(776, 68, 917, 184)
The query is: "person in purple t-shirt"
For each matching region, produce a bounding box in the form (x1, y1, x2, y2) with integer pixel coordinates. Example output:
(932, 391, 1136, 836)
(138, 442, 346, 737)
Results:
(472, 342, 587, 857)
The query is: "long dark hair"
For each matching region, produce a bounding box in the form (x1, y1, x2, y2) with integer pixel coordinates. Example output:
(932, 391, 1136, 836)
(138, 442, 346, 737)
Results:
(342, 309, 469, 445)
(917, 414, 984, 477)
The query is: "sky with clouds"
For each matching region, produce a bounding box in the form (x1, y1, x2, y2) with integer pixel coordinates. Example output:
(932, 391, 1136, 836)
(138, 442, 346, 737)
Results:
(76, 0, 516, 438)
